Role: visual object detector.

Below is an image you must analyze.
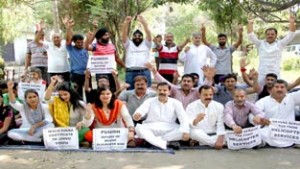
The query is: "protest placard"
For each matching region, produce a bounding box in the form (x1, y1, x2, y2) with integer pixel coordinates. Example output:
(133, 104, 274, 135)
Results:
(87, 55, 116, 74)
(270, 119, 300, 144)
(18, 82, 46, 100)
(43, 127, 79, 150)
(226, 126, 261, 150)
(93, 128, 128, 150)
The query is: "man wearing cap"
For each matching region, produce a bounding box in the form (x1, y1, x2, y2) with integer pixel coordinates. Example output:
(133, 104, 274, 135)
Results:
(86, 27, 126, 91)
(122, 15, 152, 90)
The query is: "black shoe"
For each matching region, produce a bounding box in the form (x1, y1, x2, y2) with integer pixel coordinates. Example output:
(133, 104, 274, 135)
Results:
(167, 141, 180, 150)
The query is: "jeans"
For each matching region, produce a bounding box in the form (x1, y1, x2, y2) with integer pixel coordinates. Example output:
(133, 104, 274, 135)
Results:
(125, 69, 151, 90)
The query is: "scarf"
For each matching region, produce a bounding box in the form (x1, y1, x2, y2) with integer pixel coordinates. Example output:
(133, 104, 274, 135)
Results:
(92, 100, 123, 126)
(48, 96, 70, 127)
(24, 102, 45, 126)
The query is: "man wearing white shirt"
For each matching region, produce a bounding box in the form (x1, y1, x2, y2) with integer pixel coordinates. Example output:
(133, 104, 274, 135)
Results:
(122, 15, 152, 89)
(247, 15, 296, 84)
(133, 82, 190, 149)
(253, 79, 300, 147)
(186, 85, 225, 149)
(179, 32, 217, 84)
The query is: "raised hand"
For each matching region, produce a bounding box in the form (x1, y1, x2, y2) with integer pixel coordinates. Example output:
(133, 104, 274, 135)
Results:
(238, 24, 243, 34)
(111, 69, 119, 76)
(289, 14, 295, 23)
(124, 16, 132, 24)
(202, 66, 216, 79)
(50, 75, 59, 84)
(7, 81, 14, 89)
(240, 57, 250, 68)
(249, 68, 258, 80)
(137, 15, 146, 25)
(184, 46, 190, 53)
(248, 17, 254, 25)
(39, 20, 46, 30)
(200, 24, 206, 32)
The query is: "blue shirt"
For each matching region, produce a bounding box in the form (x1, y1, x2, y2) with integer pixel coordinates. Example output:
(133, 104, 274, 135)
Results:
(66, 44, 89, 74)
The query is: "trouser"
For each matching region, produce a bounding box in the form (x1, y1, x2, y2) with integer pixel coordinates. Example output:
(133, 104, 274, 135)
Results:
(125, 69, 151, 90)
(260, 127, 293, 148)
(160, 74, 174, 84)
(190, 128, 218, 147)
(8, 123, 54, 142)
(70, 72, 85, 97)
(0, 133, 9, 145)
(135, 123, 183, 149)
(48, 72, 70, 83)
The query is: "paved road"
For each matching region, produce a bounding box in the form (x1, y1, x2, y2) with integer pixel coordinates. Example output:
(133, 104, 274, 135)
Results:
(1, 148, 299, 169)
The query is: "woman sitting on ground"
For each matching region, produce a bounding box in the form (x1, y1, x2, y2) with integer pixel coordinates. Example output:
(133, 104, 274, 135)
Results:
(44, 76, 94, 143)
(0, 89, 16, 144)
(7, 81, 54, 142)
(28, 67, 47, 85)
(84, 87, 135, 147)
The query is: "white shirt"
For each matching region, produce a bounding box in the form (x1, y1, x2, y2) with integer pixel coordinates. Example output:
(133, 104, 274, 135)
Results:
(124, 39, 151, 68)
(44, 40, 70, 73)
(134, 97, 189, 133)
(255, 91, 300, 121)
(179, 44, 217, 83)
(248, 31, 295, 77)
(186, 100, 225, 135)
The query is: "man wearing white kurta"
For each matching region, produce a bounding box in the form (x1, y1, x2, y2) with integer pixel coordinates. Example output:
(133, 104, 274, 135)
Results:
(247, 15, 296, 84)
(179, 32, 217, 84)
(253, 79, 300, 147)
(133, 82, 190, 149)
(186, 85, 225, 149)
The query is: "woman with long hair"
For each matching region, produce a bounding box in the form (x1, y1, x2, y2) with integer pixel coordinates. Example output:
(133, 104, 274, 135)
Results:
(84, 87, 135, 146)
(7, 81, 54, 142)
(44, 76, 94, 143)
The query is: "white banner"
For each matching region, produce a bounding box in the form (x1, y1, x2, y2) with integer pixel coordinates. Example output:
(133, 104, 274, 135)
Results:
(87, 55, 116, 74)
(226, 126, 261, 150)
(18, 82, 46, 100)
(270, 119, 300, 144)
(93, 128, 128, 150)
(43, 127, 79, 150)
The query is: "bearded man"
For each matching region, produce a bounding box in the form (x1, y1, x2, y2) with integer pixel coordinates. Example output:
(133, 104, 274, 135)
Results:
(122, 15, 152, 90)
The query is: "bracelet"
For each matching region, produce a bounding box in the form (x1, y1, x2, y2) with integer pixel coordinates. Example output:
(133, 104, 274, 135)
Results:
(240, 68, 247, 72)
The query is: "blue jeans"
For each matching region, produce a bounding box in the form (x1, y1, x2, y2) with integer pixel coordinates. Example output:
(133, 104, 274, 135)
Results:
(125, 69, 151, 90)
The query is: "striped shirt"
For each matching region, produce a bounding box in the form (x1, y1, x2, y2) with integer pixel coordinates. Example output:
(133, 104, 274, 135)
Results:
(27, 41, 48, 67)
(158, 45, 180, 75)
(92, 43, 115, 55)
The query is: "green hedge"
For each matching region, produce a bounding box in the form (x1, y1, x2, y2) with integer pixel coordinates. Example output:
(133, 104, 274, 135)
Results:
(282, 58, 300, 71)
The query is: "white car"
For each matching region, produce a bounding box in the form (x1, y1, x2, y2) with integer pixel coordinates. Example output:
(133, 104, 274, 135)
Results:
(282, 44, 300, 57)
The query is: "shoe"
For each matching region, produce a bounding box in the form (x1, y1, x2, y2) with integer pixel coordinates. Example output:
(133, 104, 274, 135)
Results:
(167, 141, 180, 150)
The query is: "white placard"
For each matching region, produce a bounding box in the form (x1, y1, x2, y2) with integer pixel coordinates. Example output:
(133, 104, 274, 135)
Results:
(18, 82, 46, 100)
(43, 127, 79, 150)
(87, 55, 116, 74)
(93, 128, 128, 150)
(269, 119, 300, 144)
(226, 126, 261, 150)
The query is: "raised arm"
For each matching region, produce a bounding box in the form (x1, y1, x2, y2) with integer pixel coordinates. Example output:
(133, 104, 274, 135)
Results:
(247, 18, 261, 46)
(84, 69, 92, 92)
(137, 15, 151, 42)
(111, 69, 121, 96)
(44, 75, 58, 101)
(34, 20, 45, 45)
(122, 16, 132, 43)
(7, 81, 16, 103)
(240, 57, 253, 86)
(280, 15, 296, 47)
(200, 24, 211, 46)
(85, 31, 95, 51)
(177, 38, 190, 51)
(233, 25, 243, 49)
(62, 16, 75, 45)
(246, 69, 261, 94)
(287, 76, 300, 91)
